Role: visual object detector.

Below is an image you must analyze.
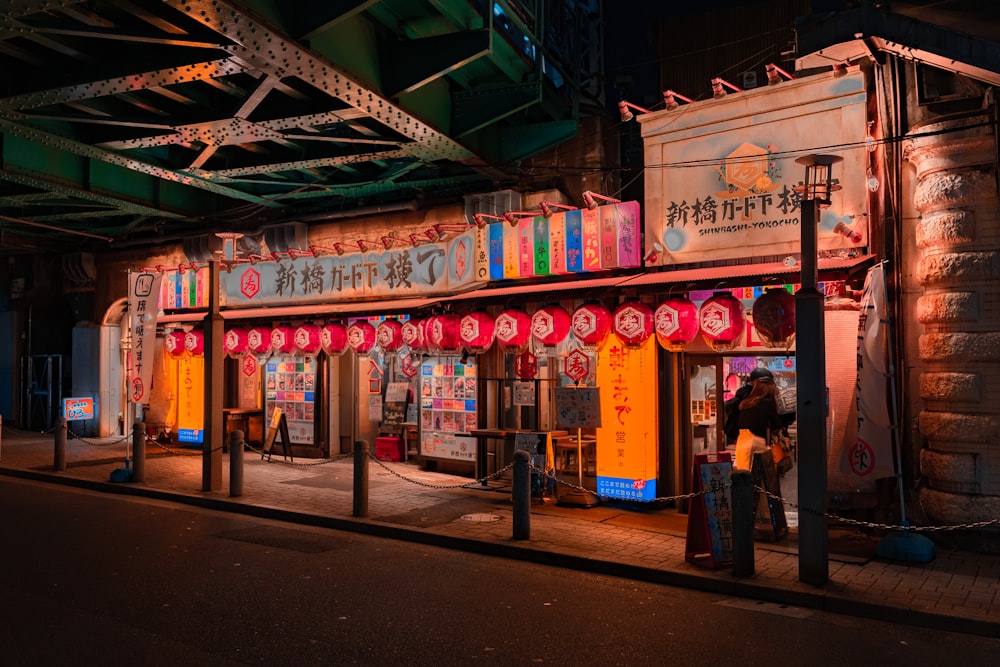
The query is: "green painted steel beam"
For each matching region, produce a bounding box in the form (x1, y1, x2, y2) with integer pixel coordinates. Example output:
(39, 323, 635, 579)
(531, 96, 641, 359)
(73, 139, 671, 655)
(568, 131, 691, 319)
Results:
(382, 29, 491, 98)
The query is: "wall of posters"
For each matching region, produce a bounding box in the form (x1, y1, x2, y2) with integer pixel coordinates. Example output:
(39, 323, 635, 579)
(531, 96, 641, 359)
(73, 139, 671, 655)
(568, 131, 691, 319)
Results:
(419, 357, 478, 461)
(264, 354, 316, 445)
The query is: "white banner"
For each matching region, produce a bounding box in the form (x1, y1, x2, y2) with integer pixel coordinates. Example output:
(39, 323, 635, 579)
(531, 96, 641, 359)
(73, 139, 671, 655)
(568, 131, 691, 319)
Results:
(849, 262, 896, 480)
(128, 271, 163, 404)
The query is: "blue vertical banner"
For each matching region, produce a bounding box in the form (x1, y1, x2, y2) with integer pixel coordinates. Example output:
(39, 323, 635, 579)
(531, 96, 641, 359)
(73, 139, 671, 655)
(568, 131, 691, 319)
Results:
(488, 223, 504, 279)
(565, 209, 583, 273)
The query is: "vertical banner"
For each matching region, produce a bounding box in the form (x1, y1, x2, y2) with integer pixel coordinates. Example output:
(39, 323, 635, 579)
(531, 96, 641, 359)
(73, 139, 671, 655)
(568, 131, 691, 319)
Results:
(850, 262, 896, 480)
(517, 216, 535, 276)
(550, 211, 567, 274)
(176, 355, 205, 444)
(599, 204, 619, 269)
(595, 338, 658, 501)
(488, 223, 505, 279)
(127, 270, 163, 404)
(533, 215, 550, 276)
(565, 209, 584, 272)
(582, 207, 601, 271)
(502, 220, 520, 278)
(616, 200, 641, 267)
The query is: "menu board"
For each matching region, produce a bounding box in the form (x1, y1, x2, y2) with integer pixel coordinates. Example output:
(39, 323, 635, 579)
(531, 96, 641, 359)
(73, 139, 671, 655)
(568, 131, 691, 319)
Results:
(264, 354, 316, 445)
(419, 357, 478, 460)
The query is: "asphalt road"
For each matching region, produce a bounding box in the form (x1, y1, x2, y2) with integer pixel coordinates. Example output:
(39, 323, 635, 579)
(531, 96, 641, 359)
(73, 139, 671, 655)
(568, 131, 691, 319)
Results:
(1, 476, 996, 666)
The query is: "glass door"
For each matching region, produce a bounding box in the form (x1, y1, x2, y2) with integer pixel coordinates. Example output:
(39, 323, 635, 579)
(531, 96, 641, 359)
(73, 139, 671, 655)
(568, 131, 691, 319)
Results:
(688, 360, 719, 457)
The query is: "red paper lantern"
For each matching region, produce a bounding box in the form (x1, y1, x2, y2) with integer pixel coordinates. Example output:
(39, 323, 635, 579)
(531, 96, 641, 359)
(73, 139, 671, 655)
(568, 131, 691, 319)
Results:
(224, 327, 250, 358)
(271, 325, 296, 354)
(164, 331, 187, 358)
(460, 311, 496, 354)
(294, 324, 322, 357)
(699, 291, 746, 352)
(571, 303, 612, 349)
(752, 288, 796, 348)
(427, 313, 462, 354)
(612, 301, 654, 347)
(347, 320, 377, 354)
(531, 304, 571, 347)
(184, 329, 205, 356)
(320, 323, 348, 357)
(494, 309, 532, 352)
(247, 326, 272, 356)
(401, 319, 425, 350)
(654, 296, 699, 351)
(376, 319, 404, 351)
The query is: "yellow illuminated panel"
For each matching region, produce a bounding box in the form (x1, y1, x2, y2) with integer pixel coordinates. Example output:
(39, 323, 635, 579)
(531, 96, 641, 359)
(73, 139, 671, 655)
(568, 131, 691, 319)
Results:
(595, 338, 658, 501)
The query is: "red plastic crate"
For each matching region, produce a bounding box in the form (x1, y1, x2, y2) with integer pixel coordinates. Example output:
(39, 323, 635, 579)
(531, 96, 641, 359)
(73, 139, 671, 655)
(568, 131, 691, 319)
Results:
(375, 436, 403, 462)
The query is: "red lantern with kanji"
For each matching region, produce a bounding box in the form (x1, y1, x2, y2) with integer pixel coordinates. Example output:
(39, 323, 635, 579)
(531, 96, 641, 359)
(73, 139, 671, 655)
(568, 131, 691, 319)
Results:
(271, 325, 296, 354)
(699, 291, 746, 352)
(247, 326, 272, 357)
(376, 319, 404, 351)
(459, 311, 495, 354)
(571, 303, 612, 349)
(294, 323, 322, 357)
(531, 304, 571, 347)
(347, 320, 377, 354)
(224, 327, 249, 358)
(494, 309, 531, 352)
(427, 313, 462, 354)
(184, 329, 205, 356)
(164, 331, 187, 358)
(320, 323, 348, 356)
(752, 287, 796, 348)
(401, 319, 425, 351)
(612, 301, 654, 347)
(654, 296, 699, 351)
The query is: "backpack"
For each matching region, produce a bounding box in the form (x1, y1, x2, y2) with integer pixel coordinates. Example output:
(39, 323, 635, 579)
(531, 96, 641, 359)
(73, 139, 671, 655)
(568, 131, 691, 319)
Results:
(723, 384, 752, 443)
(723, 396, 741, 443)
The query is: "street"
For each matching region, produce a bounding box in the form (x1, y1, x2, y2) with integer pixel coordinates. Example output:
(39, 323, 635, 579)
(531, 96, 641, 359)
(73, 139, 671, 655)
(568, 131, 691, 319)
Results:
(0, 476, 996, 666)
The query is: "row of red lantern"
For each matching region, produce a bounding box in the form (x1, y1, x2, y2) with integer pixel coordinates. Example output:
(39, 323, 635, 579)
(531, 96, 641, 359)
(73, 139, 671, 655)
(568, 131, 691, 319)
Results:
(163, 289, 794, 359)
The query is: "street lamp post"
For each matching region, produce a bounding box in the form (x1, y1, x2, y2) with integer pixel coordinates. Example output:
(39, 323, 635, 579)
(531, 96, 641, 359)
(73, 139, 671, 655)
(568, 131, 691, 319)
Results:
(793, 154, 842, 586)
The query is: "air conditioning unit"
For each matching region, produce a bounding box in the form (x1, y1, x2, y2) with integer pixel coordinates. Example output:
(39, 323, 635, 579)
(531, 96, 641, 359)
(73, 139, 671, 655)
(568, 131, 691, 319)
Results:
(464, 189, 522, 225)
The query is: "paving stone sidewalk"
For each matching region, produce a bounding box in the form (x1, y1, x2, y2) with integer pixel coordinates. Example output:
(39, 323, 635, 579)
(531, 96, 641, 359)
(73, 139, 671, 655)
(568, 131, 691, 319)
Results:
(1, 427, 998, 638)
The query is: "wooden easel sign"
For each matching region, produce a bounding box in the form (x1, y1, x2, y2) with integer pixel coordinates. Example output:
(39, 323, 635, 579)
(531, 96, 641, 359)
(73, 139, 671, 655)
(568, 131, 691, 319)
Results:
(685, 452, 733, 569)
(262, 407, 293, 461)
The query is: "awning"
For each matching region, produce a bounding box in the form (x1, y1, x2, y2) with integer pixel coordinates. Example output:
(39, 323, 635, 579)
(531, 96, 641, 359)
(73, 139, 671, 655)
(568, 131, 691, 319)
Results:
(219, 295, 440, 320)
(616, 254, 876, 289)
(156, 311, 206, 324)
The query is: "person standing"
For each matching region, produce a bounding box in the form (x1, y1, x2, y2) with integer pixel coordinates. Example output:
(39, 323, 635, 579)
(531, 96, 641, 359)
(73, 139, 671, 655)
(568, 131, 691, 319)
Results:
(723, 367, 774, 446)
(733, 375, 783, 471)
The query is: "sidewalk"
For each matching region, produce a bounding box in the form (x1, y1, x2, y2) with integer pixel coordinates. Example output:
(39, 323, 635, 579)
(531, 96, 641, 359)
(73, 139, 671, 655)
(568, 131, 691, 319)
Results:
(1, 426, 998, 638)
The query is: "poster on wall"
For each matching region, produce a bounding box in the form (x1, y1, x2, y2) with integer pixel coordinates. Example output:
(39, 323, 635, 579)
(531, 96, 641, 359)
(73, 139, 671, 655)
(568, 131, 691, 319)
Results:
(264, 354, 316, 445)
(595, 340, 658, 501)
(419, 357, 478, 460)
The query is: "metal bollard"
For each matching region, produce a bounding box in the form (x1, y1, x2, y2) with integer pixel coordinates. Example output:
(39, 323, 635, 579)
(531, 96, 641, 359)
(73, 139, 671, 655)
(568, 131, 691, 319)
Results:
(229, 430, 244, 497)
(54, 416, 67, 472)
(731, 469, 755, 577)
(512, 449, 531, 540)
(132, 420, 146, 483)
(353, 440, 369, 518)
